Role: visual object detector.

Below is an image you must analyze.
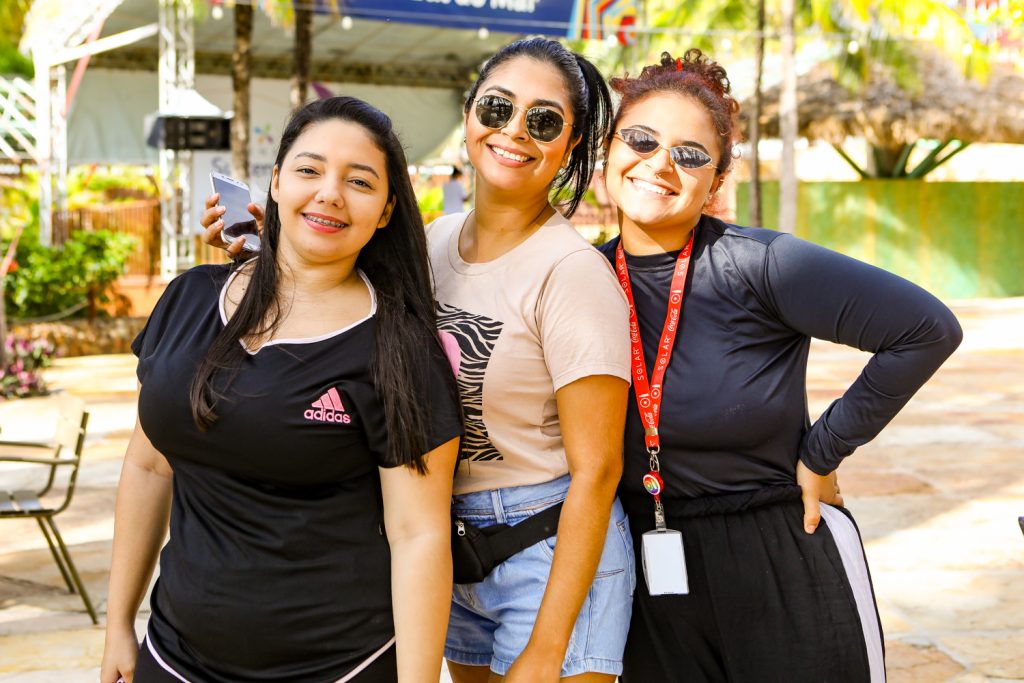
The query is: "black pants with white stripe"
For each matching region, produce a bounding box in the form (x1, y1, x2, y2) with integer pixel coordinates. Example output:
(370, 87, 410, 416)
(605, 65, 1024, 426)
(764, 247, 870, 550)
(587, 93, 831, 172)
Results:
(621, 486, 886, 683)
(134, 638, 398, 682)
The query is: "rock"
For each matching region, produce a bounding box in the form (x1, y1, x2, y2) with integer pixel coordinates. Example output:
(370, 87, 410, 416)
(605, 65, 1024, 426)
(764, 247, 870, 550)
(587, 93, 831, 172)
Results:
(885, 639, 966, 682)
(9, 319, 147, 358)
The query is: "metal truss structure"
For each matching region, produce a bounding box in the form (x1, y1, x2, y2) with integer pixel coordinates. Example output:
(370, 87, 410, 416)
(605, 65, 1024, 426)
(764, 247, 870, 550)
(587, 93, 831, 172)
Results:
(157, 0, 196, 278)
(33, 65, 67, 245)
(0, 76, 39, 170)
(26, 0, 197, 275)
(90, 47, 477, 90)
(27, 0, 132, 244)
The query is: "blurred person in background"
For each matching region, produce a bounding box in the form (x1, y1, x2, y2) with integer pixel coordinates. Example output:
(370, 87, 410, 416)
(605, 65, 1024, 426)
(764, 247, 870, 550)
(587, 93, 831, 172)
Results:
(443, 166, 469, 215)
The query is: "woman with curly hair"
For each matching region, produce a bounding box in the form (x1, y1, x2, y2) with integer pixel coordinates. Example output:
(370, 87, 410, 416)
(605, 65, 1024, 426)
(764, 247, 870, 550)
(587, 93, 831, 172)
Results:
(598, 50, 961, 682)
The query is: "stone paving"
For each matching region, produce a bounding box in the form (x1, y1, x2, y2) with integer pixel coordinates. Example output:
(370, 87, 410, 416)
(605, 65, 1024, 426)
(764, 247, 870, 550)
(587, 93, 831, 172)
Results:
(0, 299, 1022, 682)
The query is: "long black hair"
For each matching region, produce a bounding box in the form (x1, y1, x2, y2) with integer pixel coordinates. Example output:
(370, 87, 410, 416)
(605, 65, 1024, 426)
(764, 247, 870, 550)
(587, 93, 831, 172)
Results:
(464, 37, 612, 218)
(189, 96, 457, 472)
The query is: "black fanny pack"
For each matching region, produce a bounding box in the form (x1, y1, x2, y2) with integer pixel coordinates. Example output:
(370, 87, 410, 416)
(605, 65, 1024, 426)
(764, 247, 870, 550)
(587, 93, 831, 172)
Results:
(451, 502, 563, 584)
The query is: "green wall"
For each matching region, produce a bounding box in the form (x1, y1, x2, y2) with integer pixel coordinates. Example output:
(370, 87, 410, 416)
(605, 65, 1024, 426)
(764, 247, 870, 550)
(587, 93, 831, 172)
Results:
(736, 181, 1024, 298)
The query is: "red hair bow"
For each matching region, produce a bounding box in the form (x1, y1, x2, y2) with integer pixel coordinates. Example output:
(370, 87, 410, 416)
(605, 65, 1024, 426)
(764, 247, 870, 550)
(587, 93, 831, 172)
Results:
(676, 57, 683, 71)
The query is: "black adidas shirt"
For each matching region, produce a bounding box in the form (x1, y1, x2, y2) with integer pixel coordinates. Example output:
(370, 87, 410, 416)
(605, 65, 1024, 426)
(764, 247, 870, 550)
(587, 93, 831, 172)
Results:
(132, 264, 461, 682)
(599, 216, 962, 503)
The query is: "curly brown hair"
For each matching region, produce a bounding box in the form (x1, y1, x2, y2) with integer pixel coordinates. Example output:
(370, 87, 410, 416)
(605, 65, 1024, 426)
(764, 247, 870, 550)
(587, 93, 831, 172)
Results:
(608, 49, 740, 176)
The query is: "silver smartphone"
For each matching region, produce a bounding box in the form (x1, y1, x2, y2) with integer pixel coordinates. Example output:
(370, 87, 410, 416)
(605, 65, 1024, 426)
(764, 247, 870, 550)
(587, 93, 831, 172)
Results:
(210, 172, 261, 252)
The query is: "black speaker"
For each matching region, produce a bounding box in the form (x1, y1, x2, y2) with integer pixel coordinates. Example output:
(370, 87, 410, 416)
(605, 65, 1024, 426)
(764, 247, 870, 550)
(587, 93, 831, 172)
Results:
(145, 114, 231, 150)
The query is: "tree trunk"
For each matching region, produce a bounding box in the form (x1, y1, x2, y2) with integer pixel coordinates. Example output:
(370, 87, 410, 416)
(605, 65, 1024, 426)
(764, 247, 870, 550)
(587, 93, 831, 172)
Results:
(0, 284, 6, 367)
(290, 5, 312, 109)
(231, 3, 252, 183)
(867, 144, 908, 178)
(749, 0, 765, 227)
(778, 0, 798, 234)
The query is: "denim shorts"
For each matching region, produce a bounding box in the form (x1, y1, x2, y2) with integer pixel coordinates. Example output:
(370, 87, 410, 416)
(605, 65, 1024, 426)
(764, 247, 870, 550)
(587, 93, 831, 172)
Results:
(444, 474, 635, 677)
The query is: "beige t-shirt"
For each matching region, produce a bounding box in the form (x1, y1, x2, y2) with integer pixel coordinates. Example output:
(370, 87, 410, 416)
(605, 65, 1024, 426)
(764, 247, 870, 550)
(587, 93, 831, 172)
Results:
(427, 211, 631, 495)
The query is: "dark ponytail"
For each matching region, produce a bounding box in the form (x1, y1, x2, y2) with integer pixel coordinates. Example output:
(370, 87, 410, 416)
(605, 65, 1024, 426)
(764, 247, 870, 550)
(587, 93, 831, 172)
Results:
(560, 54, 612, 217)
(464, 37, 611, 217)
(189, 96, 458, 473)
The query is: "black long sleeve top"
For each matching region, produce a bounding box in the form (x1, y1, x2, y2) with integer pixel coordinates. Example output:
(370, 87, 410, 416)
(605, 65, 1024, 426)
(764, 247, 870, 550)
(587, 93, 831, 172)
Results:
(599, 215, 963, 501)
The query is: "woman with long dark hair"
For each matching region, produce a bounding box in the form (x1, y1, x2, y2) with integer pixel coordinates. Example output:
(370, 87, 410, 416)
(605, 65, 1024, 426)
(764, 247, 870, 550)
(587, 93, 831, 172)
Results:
(202, 38, 635, 683)
(101, 96, 462, 683)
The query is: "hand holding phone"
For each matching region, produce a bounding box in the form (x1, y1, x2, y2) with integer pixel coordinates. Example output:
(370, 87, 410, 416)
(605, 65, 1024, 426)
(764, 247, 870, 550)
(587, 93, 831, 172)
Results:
(210, 172, 261, 252)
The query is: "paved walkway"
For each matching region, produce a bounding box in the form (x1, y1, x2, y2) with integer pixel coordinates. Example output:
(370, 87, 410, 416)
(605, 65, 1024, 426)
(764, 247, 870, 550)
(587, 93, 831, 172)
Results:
(1, 299, 1022, 682)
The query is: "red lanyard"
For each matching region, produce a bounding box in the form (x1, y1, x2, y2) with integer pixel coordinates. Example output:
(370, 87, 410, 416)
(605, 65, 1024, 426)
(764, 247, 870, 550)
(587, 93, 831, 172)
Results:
(614, 232, 694, 528)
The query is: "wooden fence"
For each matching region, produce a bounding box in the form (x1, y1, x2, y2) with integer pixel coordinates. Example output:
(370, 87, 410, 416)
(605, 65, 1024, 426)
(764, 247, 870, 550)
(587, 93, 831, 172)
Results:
(52, 200, 232, 281)
(53, 199, 161, 278)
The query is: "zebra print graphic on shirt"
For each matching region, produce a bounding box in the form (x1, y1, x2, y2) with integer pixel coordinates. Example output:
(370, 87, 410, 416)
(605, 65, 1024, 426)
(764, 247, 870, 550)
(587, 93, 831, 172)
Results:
(437, 303, 504, 462)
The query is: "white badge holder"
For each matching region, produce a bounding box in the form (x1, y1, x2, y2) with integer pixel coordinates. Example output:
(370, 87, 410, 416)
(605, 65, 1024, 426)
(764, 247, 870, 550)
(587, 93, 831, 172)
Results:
(641, 528, 689, 595)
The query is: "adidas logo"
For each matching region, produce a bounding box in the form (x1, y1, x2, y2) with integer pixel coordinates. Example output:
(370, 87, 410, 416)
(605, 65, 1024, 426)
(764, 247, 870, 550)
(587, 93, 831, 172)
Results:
(304, 386, 352, 424)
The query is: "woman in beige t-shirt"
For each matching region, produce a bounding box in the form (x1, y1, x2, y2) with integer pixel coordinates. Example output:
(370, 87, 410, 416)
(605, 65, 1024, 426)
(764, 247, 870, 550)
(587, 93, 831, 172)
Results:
(427, 39, 633, 683)
(200, 39, 632, 683)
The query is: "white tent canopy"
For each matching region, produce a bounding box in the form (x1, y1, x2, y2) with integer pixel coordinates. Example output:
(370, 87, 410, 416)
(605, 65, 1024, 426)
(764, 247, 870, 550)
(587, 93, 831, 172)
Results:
(69, 69, 465, 167)
(28, 0, 525, 166)
(20, 0, 527, 266)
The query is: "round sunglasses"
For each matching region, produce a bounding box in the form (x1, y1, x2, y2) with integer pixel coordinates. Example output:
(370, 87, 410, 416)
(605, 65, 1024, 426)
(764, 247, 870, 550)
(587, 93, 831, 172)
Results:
(473, 94, 571, 143)
(615, 128, 714, 170)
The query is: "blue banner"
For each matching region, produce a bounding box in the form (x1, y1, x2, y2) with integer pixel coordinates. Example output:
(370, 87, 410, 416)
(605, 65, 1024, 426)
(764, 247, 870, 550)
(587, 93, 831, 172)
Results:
(335, 0, 636, 40)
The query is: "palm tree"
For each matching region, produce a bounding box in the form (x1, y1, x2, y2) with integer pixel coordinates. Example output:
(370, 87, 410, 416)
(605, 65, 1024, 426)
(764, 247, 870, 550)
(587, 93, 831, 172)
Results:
(645, 0, 787, 227)
(0, 0, 33, 78)
(808, 0, 986, 177)
(231, 2, 252, 183)
(291, 3, 312, 108)
(259, 2, 340, 109)
(778, 0, 797, 233)
(749, 0, 766, 226)
(647, 0, 988, 194)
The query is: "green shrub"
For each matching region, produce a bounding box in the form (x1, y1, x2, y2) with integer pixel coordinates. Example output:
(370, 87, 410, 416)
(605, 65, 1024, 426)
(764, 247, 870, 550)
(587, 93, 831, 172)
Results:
(417, 185, 443, 214)
(67, 166, 157, 208)
(0, 42, 33, 78)
(6, 229, 136, 320)
(0, 174, 38, 243)
(417, 185, 443, 224)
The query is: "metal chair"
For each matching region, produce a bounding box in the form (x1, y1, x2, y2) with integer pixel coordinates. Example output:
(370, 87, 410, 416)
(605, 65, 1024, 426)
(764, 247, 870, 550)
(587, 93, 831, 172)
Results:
(0, 393, 97, 624)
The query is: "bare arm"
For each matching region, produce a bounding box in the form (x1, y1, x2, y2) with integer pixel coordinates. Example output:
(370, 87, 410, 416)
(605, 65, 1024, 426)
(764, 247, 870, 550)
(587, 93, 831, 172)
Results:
(380, 436, 460, 683)
(506, 374, 629, 682)
(100, 416, 174, 683)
